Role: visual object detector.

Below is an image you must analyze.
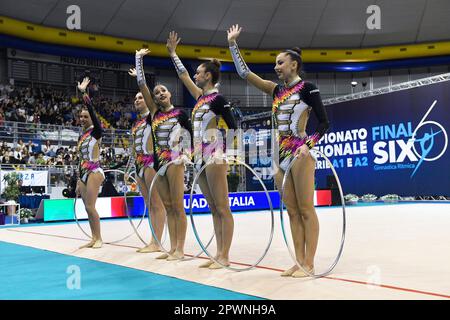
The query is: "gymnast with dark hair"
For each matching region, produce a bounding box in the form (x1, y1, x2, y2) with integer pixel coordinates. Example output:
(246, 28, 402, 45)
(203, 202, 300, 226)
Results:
(75, 77, 105, 249)
(227, 24, 330, 277)
(126, 49, 166, 254)
(130, 49, 192, 260)
(167, 31, 238, 269)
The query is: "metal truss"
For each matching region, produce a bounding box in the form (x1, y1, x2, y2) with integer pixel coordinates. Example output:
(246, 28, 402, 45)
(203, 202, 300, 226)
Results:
(323, 73, 450, 106)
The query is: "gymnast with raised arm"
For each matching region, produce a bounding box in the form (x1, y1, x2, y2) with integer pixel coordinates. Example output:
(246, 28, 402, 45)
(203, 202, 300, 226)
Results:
(126, 49, 166, 253)
(167, 31, 238, 269)
(227, 24, 330, 277)
(76, 77, 105, 249)
(130, 48, 192, 260)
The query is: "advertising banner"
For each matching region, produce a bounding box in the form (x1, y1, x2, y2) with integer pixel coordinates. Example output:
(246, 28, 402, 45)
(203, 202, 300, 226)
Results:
(312, 80, 450, 196)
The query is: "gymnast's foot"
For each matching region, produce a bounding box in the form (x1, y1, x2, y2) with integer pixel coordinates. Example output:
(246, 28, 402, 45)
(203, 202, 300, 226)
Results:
(79, 239, 103, 249)
(156, 253, 169, 259)
(209, 257, 230, 269)
(292, 265, 315, 278)
(280, 265, 299, 277)
(92, 240, 103, 249)
(156, 249, 175, 259)
(198, 259, 215, 268)
(167, 250, 184, 261)
(137, 243, 160, 253)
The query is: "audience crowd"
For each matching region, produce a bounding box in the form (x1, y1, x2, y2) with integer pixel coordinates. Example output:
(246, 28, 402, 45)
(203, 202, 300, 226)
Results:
(0, 83, 138, 130)
(0, 139, 127, 169)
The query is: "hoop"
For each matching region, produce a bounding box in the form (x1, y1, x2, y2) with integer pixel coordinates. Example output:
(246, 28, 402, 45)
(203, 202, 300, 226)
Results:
(73, 169, 148, 244)
(121, 169, 152, 245)
(189, 157, 274, 271)
(279, 149, 346, 278)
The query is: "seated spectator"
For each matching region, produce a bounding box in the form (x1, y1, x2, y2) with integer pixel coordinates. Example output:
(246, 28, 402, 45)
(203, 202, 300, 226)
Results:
(42, 140, 56, 157)
(55, 154, 64, 166)
(17, 139, 26, 151)
(1, 154, 10, 164)
(27, 152, 36, 165)
(13, 146, 22, 161)
(31, 139, 41, 154)
(36, 153, 46, 165)
(17, 106, 26, 122)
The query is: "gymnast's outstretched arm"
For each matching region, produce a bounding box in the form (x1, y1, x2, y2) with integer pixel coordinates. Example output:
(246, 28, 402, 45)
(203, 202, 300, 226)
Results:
(166, 31, 203, 100)
(78, 77, 102, 139)
(130, 49, 159, 117)
(227, 24, 277, 97)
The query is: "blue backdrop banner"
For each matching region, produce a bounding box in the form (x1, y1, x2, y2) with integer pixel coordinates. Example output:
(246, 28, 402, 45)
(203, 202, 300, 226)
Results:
(312, 80, 450, 196)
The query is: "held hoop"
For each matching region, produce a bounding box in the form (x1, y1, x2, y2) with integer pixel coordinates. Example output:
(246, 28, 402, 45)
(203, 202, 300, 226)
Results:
(189, 157, 274, 272)
(122, 169, 150, 245)
(279, 149, 346, 278)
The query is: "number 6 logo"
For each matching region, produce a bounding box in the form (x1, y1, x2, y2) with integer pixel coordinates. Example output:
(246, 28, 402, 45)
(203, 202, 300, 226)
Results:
(411, 100, 448, 162)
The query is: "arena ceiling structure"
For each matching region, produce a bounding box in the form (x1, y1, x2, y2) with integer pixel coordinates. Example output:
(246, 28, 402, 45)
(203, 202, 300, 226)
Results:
(1, 0, 450, 49)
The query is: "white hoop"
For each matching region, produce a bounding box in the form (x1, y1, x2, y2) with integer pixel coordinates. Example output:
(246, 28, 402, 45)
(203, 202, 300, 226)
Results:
(73, 169, 148, 244)
(279, 149, 346, 278)
(189, 157, 275, 271)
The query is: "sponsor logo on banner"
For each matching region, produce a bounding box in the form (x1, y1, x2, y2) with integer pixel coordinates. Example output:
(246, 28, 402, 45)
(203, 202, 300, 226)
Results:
(315, 100, 448, 178)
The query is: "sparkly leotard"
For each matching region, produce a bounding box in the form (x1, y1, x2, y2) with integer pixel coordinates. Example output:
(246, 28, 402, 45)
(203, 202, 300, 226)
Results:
(131, 111, 155, 178)
(272, 78, 330, 171)
(152, 107, 192, 175)
(191, 90, 237, 170)
(78, 94, 104, 184)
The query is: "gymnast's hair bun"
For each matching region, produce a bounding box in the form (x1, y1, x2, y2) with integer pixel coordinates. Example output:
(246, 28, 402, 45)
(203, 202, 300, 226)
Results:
(290, 47, 302, 56)
(211, 58, 222, 68)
